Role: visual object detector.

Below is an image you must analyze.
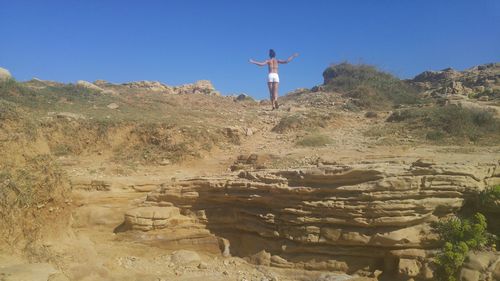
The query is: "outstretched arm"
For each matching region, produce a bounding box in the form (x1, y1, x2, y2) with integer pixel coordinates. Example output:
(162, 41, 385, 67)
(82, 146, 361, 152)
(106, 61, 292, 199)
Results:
(278, 53, 299, 64)
(249, 59, 268, 67)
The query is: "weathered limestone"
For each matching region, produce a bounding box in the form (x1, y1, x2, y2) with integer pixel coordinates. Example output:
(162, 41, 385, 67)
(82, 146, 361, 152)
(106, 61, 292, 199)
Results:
(123, 158, 500, 279)
(119, 79, 219, 95)
(460, 251, 500, 281)
(124, 206, 185, 231)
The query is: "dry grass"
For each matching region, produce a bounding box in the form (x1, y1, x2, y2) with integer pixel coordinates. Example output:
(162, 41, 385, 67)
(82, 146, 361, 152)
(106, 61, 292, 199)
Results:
(384, 105, 500, 144)
(272, 112, 336, 133)
(296, 133, 333, 147)
(0, 154, 70, 252)
(322, 62, 421, 109)
(0, 80, 252, 165)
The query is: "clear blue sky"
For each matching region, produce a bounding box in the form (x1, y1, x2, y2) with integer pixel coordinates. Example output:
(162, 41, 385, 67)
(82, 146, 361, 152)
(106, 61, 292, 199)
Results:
(1, 0, 499, 99)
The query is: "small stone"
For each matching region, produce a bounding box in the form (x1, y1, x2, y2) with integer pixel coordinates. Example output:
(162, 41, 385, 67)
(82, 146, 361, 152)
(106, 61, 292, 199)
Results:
(398, 259, 420, 277)
(245, 128, 253, 136)
(249, 250, 271, 266)
(107, 103, 119, 110)
(372, 269, 383, 278)
(159, 159, 170, 166)
(198, 262, 208, 269)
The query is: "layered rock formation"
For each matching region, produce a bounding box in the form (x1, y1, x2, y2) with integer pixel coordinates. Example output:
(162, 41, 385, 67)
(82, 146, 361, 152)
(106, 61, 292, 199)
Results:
(411, 63, 500, 99)
(122, 158, 500, 279)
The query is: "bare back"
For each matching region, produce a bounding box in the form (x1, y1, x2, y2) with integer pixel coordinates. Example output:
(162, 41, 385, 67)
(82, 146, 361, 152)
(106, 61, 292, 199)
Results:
(267, 58, 278, 74)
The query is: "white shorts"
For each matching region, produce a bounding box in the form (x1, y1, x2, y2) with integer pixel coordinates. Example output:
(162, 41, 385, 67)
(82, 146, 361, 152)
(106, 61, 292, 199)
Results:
(268, 73, 279, 83)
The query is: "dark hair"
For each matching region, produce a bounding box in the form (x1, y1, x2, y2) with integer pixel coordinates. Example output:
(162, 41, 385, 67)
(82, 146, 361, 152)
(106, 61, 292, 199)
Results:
(269, 49, 276, 58)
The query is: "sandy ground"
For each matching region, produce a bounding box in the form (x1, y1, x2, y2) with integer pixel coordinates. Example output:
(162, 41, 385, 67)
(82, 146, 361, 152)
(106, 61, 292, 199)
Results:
(1, 101, 499, 281)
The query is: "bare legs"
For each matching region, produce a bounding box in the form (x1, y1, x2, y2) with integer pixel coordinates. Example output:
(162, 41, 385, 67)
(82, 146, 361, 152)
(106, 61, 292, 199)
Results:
(267, 82, 279, 110)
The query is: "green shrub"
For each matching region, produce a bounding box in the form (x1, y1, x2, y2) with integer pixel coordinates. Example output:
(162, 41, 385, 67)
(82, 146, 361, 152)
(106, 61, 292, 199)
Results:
(433, 213, 495, 281)
(322, 62, 420, 109)
(432, 106, 497, 139)
(478, 185, 500, 210)
(296, 134, 332, 147)
(436, 242, 469, 281)
(387, 105, 500, 143)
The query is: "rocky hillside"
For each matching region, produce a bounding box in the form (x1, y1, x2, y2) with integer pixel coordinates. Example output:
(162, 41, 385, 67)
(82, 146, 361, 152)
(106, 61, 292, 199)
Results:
(411, 63, 500, 100)
(0, 63, 499, 281)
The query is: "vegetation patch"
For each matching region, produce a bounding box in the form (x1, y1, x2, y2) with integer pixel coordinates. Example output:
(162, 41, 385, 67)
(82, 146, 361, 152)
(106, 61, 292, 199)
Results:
(386, 105, 500, 144)
(364, 111, 378, 118)
(112, 123, 226, 165)
(272, 112, 335, 133)
(433, 213, 496, 281)
(0, 154, 70, 252)
(0, 99, 21, 121)
(322, 62, 420, 109)
(478, 185, 500, 211)
(476, 185, 500, 244)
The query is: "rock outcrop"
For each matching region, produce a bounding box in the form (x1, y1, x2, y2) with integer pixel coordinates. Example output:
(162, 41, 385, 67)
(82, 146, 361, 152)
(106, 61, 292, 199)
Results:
(411, 63, 500, 99)
(118, 79, 219, 95)
(122, 158, 500, 279)
(121, 80, 171, 92)
(0, 67, 12, 81)
(460, 251, 500, 281)
(174, 80, 220, 96)
(76, 80, 104, 92)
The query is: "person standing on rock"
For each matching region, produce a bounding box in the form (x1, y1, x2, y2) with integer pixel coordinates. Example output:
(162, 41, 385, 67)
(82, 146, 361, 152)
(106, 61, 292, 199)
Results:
(249, 49, 298, 110)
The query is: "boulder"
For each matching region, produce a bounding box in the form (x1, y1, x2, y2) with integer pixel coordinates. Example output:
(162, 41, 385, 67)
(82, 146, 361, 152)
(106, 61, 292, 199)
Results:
(463, 251, 496, 272)
(458, 268, 480, 281)
(93, 80, 110, 86)
(248, 250, 271, 266)
(398, 258, 420, 277)
(0, 67, 12, 81)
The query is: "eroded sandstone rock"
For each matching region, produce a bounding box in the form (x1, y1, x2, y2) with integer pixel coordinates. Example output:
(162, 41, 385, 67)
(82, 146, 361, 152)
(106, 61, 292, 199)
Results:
(124, 206, 185, 231)
(123, 158, 500, 277)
